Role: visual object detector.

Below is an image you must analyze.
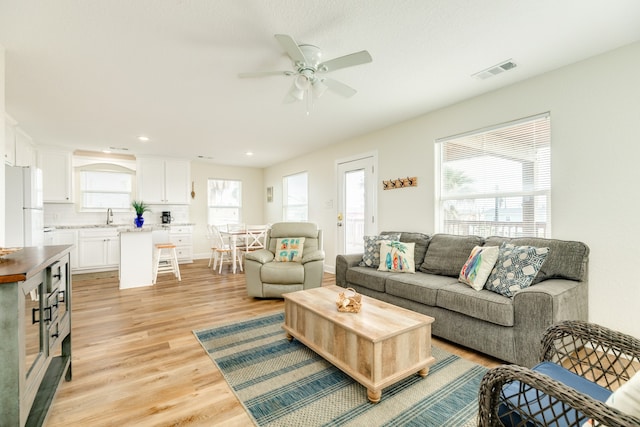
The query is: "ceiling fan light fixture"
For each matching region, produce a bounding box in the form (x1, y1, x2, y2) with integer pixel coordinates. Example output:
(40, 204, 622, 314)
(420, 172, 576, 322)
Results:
(294, 74, 310, 90)
(312, 79, 328, 98)
(290, 84, 305, 101)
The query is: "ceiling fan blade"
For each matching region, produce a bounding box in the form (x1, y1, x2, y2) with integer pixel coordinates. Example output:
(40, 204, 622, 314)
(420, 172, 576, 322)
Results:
(274, 34, 307, 64)
(238, 70, 294, 78)
(318, 50, 372, 73)
(323, 78, 357, 98)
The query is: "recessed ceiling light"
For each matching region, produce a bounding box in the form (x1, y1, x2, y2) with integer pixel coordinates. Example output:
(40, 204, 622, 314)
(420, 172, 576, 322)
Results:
(245, 151, 254, 156)
(102, 149, 112, 154)
(138, 135, 150, 142)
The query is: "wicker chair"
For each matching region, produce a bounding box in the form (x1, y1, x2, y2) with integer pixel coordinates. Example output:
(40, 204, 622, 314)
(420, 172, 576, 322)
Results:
(478, 320, 640, 427)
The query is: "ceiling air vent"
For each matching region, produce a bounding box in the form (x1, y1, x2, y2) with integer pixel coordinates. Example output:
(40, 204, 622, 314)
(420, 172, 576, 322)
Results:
(472, 59, 517, 80)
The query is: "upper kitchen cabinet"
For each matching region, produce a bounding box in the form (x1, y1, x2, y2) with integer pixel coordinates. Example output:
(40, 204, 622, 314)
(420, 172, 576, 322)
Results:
(5, 115, 36, 167)
(4, 115, 16, 165)
(15, 128, 36, 167)
(137, 157, 190, 204)
(37, 148, 73, 203)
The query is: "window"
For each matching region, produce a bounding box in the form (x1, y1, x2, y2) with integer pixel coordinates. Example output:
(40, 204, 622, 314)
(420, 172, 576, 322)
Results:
(436, 113, 550, 238)
(283, 172, 308, 221)
(208, 179, 242, 225)
(79, 165, 134, 210)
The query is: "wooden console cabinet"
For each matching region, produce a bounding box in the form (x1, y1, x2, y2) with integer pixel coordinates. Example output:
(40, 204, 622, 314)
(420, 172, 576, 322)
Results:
(0, 245, 73, 427)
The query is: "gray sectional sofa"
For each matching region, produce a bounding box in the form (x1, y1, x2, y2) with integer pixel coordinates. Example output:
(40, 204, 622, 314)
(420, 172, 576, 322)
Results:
(336, 232, 589, 367)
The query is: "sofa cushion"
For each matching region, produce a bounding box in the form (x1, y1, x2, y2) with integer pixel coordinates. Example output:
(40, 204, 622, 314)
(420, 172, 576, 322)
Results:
(378, 241, 416, 273)
(485, 236, 588, 283)
(382, 231, 431, 269)
(436, 282, 515, 326)
(459, 245, 500, 291)
(345, 266, 392, 292)
(420, 234, 485, 277)
(260, 261, 304, 284)
(485, 243, 550, 297)
(359, 233, 401, 267)
(386, 273, 457, 306)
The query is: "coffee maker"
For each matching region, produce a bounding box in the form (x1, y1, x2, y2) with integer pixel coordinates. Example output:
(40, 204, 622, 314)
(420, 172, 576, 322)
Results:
(161, 211, 173, 224)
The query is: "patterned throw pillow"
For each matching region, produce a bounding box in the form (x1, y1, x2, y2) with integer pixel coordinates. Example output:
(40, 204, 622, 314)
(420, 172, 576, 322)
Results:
(359, 234, 401, 267)
(274, 237, 305, 262)
(377, 241, 416, 273)
(485, 243, 550, 297)
(459, 246, 499, 291)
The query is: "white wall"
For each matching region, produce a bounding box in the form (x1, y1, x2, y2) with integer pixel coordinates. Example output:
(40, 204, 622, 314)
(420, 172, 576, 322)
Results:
(264, 42, 640, 339)
(190, 161, 264, 259)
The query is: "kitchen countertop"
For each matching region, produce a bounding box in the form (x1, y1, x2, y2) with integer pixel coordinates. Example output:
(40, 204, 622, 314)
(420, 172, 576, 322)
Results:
(45, 223, 194, 229)
(0, 245, 73, 283)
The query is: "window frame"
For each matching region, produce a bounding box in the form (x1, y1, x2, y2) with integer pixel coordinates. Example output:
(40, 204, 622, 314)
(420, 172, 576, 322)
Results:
(207, 178, 243, 226)
(282, 171, 308, 221)
(77, 163, 135, 212)
(435, 113, 551, 238)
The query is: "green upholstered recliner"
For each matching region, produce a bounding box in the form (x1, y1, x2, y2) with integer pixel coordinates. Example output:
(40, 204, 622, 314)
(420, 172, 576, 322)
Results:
(244, 222, 324, 298)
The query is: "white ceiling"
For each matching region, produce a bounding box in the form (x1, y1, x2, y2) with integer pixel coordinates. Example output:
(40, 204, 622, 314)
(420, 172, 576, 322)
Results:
(1, 1, 639, 168)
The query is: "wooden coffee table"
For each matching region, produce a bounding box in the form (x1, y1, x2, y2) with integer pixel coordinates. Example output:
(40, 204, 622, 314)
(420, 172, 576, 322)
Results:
(283, 285, 435, 403)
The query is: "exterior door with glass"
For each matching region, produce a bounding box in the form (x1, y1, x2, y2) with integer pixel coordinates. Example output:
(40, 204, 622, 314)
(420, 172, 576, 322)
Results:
(337, 156, 376, 255)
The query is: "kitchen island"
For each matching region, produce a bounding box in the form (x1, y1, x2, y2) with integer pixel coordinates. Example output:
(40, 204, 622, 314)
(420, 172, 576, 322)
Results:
(118, 227, 169, 289)
(0, 245, 72, 427)
(119, 228, 153, 289)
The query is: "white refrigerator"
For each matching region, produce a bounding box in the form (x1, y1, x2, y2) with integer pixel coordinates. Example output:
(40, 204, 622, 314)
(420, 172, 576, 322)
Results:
(5, 166, 45, 247)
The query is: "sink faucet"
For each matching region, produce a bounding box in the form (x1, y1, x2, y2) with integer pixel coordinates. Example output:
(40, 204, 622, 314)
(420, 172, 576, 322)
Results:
(107, 208, 114, 225)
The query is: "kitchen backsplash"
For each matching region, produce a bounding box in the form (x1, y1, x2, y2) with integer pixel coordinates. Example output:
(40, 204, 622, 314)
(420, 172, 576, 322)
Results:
(44, 203, 190, 226)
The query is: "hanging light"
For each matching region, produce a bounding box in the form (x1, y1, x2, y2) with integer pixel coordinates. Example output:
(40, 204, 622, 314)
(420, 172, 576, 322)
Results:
(312, 78, 328, 99)
(290, 74, 309, 101)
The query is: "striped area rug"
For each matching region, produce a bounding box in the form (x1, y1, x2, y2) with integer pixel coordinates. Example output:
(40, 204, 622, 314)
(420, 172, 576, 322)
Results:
(194, 312, 486, 426)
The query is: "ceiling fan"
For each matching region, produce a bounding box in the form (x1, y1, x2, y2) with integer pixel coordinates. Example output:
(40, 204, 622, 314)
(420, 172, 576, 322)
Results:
(239, 34, 372, 106)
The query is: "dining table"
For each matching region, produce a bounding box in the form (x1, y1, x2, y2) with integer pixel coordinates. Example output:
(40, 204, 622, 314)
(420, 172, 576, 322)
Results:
(221, 225, 268, 274)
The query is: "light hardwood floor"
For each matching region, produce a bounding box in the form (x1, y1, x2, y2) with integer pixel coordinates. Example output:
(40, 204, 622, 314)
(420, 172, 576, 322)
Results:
(45, 259, 503, 427)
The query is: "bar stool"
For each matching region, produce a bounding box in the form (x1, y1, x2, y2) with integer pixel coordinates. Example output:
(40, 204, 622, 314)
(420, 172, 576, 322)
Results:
(153, 243, 181, 284)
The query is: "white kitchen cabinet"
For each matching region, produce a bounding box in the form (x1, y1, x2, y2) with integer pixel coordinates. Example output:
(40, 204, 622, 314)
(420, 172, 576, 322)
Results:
(15, 128, 36, 167)
(38, 148, 73, 203)
(4, 117, 16, 165)
(137, 157, 190, 204)
(169, 225, 193, 262)
(77, 228, 120, 270)
(44, 229, 79, 270)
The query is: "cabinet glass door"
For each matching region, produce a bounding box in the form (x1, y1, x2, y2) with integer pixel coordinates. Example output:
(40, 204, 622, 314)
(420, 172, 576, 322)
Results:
(23, 280, 45, 378)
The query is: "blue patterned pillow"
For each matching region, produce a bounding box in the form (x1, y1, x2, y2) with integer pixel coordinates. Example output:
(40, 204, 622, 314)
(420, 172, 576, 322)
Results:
(359, 234, 401, 267)
(485, 243, 550, 297)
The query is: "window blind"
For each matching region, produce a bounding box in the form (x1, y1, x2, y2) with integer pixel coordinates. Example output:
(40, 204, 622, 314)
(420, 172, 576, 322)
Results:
(436, 113, 551, 238)
(283, 172, 308, 221)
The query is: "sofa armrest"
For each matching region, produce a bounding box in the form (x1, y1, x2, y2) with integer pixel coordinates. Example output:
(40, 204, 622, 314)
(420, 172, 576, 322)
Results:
(335, 253, 363, 287)
(302, 249, 325, 264)
(244, 249, 274, 264)
(512, 279, 588, 367)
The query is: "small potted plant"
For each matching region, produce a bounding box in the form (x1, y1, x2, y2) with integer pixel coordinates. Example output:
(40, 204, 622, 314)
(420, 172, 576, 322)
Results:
(131, 200, 151, 228)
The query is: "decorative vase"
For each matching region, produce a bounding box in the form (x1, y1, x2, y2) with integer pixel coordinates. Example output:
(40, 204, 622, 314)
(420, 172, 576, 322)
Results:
(134, 214, 144, 228)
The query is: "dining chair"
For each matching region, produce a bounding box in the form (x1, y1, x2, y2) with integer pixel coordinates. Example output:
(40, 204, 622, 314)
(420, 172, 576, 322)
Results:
(236, 225, 268, 262)
(209, 224, 242, 274)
